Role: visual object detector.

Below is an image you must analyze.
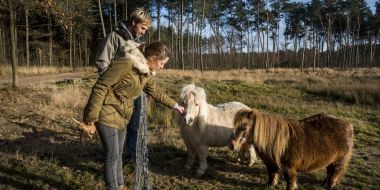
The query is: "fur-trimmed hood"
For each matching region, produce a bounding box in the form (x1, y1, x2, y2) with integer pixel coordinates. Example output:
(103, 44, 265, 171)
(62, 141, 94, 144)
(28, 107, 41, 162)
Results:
(120, 40, 151, 74)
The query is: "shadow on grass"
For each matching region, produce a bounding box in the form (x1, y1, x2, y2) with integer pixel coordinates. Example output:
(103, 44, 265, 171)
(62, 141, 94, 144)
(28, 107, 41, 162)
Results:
(0, 115, 103, 189)
(0, 164, 76, 190)
(148, 143, 268, 189)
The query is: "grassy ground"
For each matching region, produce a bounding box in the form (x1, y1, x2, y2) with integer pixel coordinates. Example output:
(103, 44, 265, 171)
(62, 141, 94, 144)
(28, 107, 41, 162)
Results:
(0, 65, 93, 78)
(0, 68, 379, 189)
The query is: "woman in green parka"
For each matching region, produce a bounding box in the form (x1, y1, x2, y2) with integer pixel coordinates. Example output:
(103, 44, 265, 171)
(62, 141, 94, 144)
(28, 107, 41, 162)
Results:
(83, 41, 184, 190)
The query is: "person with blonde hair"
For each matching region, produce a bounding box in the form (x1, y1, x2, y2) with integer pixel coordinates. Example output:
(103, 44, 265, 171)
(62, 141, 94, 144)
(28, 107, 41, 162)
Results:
(95, 7, 153, 165)
(96, 7, 152, 74)
(84, 41, 184, 190)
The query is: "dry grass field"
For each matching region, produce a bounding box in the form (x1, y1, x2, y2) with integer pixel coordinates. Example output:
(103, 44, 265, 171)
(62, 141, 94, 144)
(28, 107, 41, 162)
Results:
(0, 66, 379, 189)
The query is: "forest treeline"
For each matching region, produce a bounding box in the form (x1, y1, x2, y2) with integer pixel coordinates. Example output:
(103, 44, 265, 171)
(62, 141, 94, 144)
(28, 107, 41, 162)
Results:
(1, 0, 379, 77)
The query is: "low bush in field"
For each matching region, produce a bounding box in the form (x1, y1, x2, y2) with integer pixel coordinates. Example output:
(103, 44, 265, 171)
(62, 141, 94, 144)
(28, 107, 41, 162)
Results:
(305, 83, 380, 107)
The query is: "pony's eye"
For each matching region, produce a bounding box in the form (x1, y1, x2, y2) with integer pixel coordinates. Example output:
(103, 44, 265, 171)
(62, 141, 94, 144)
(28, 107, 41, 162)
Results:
(195, 103, 199, 106)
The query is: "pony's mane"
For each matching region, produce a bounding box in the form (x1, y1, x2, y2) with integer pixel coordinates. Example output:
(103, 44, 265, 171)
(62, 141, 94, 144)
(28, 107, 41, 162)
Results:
(180, 84, 206, 102)
(238, 110, 302, 166)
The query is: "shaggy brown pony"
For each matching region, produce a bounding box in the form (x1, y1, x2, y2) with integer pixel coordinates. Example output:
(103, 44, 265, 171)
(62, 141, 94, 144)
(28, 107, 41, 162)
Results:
(229, 109, 353, 190)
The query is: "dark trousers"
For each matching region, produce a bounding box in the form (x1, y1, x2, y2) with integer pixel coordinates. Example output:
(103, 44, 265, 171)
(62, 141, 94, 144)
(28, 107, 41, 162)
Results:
(96, 123, 126, 190)
(125, 94, 142, 159)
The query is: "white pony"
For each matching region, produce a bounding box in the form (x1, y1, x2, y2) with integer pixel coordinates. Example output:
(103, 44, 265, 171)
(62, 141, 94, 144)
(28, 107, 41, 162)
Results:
(177, 84, 258, 176)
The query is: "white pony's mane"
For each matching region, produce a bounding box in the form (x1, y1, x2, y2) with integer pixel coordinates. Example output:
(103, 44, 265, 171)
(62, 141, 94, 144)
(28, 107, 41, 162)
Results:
(180, 84, 207, 103)
(180, 84, 208, 130)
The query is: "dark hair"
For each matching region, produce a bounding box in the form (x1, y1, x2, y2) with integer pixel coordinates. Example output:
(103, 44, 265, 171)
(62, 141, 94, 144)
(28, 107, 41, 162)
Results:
(139, 41, 170, 60)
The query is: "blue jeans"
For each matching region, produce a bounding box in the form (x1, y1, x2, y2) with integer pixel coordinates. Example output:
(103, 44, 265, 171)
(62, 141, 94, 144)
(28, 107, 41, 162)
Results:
(125, 94, 142, 159)
(96, 123, 126, 190)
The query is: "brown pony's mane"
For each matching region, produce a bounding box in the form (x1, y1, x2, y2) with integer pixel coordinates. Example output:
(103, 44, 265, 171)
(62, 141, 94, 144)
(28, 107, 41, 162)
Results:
(236, 110, 302, 166)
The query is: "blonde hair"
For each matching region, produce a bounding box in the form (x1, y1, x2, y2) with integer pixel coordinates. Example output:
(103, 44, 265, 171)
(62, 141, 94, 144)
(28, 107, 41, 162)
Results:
(129, 7, 152, 26)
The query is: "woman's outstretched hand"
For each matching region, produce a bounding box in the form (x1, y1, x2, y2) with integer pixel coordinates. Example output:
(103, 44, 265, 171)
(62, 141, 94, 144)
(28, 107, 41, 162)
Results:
(174, 103, 184, 114)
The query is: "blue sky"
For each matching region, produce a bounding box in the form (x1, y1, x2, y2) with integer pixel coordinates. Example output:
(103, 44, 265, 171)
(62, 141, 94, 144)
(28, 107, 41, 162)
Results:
(366, 0, 377, 12)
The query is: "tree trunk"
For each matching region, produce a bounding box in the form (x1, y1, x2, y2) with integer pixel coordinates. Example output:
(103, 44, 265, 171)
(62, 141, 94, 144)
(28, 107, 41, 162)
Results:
(191, 0, 195, 69)
(326, 14, 335, 68)
(15, 19, 18, 65)
(356, 15, 361, 68)
(196, 18, 200, 69)
(294, 37, 297, 68)
(0, 21, 3, 64)
(125, 0, 128, 20)
(1, 20, 6, 64)
(113, 0, 117, 26)
(210, 22, 227, 68)
(109, 10, 112, 33)
(277, 14, 280, 68)
(26, 8, 30, 67)
(313, 27, 317, 70)
(176, 13, 179, 68)
(272, 32, 275, 69)
(73, 31, 76, 70)
(301, 28, 307, 73)
(48, 12, 53, 66)
(199, 0, 205, 72)
(79, 39, 82, 66)
(98, 0, 106, 38)
(169, 9, 173, 54)
(257, 2, 262, 68)
(266, 11, 269, 69)
(253, 33, 258, 69)
(345, 15, 350, 69)
(85, 33, 89, 66)
(9, 0, 18, 88)
(69, 25, 73, 70)
(157, 0, 161, 41)
(180, 0, 184, 70)
(37, 48, 42, 67)
(247, 30, 250, 69)
(187, 17, 190, 66)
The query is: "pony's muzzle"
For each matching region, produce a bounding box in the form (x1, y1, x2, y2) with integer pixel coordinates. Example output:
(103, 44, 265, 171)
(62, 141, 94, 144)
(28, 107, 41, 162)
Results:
(229, 136, 246, 152)
(185, 117, 194, 125)
(229, 138, 240, 152)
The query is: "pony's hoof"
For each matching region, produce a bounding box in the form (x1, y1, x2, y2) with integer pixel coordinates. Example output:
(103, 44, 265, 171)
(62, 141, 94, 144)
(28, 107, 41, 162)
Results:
(248, 161, 255, 167)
